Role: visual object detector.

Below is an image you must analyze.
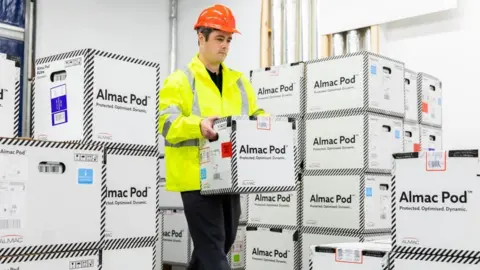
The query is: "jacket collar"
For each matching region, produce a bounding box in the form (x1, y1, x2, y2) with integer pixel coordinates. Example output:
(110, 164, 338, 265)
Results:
(188, 54, 241, 87)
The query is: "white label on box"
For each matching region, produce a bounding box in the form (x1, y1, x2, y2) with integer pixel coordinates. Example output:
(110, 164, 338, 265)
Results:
(0, 153, 28, 230)
(307, 55, 364, 113)
(248, 192, 296, 227)
(252, 63, 303, 115)
(335, 248, 363, 263)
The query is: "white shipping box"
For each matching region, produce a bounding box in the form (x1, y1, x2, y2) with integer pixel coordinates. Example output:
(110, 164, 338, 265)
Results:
(306, 51, 405, 117)
(404, 69, 419, 123)
(305, 112, 403, 174)
(0, 250, 100, 269)
(389, 252, 480, 269)
(309, 241, 390, 270)
(247, 190, 298, 229)
(300, 230, 390, 270)
(403, 122, 420, 152)
(239, 194, 248, 224)
(228, 225, 246, 269)
(392, 150, 480, 255)
(161, 209, 192, 265)
(420, 125, 442, 151)
(0, 138, 103, 256)
(418, 72, 442, 127)
(33, 48, 160, 151)
(158, 157, 183, 209)
(200, 116, 297, 195)
(302, 174, 391, 233)
(104, 149, 159, 243)
(101, 246, 156, 270)
(245, 227, 299, 270)
(250, 62, 305, 116)
(0, 55, 20, 137)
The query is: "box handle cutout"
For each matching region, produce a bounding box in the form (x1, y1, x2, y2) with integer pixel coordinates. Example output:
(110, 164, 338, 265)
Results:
(38, 161, 65, 174)
(379, 184, 389, 191)
(429, 135, 436, 141)
(209, 133, 219, 142)
(404, 78, 410, 85)
(50, 70, 67, 82)
(382, 67, 392, 74)
(405, 131, 412, 138)
(382, 125, 391, 132)
(429, 85, 436, 91)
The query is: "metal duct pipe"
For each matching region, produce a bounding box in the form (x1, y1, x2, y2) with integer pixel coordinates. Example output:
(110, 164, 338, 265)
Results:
(361, 27, 371, 52)
(271, 0, 284, 65)
(169, 0, 178, 74)
(299, 0, 310, 61)
(310, 0, 319, 60)
(331, 33, 345, 56)
(285, 0, 300, 63)
(346, 30, 361, 54)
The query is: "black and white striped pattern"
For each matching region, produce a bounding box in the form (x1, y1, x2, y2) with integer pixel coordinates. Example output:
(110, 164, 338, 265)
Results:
(0, 249, 99, 264)
(297, 174, 304, 228)
(389, 252, 480, 269)
(13, 74, 20, 137)
(0, 241, 102, 257)
(102, 237, 156, 250)
(295, 230, 303, 270)
(32, 48, 160, 152)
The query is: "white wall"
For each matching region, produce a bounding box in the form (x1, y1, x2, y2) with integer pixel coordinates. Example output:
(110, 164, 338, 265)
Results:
(177, 0, 261, 76)
(35, 0, 170, 85)
(381, 0, 480, 149)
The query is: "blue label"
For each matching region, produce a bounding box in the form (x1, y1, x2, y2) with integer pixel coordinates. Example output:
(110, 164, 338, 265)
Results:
(50, 84, 68, 126)
(365, 187, 373, 197)
(428, 148, 435, 151)
(395, 130, 401, 139)
(200, 168, 207, 181)
(78, 168, 94, 184)
(438, 98, 442, 105)
(370, 65, 377, 75)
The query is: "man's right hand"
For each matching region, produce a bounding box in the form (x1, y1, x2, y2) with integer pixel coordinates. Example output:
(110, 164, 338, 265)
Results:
(200, 116, 219, 140)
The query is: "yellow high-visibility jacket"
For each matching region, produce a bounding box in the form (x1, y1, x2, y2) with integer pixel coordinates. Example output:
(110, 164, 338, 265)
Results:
(158, 54, 265, 192)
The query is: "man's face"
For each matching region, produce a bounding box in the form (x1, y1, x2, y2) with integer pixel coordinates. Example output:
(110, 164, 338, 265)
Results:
(199, 30, 232, 64)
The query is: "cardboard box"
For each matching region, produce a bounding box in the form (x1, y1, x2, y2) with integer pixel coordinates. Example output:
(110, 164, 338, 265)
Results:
(104, 149, 159, 244)
(309, 241, 390, 270)
(33, 48, 160, 151)
(239, 194, 248, 224)
(404, 69, 419, 123)
(300, 229, 390, 270)
(228, 225, 246, 269)
(403, 122, 420, 152)
(306, 51, 405, 117)
(302, 174, 391, 233)
(420, 125, 442, 151)
(158, 157, 183, 209)
(161, 209, 192, 265)
(0, 138, 104, 256)
(392, 150, 480, 256)
(388, 252, 480, 269)
(0, 250, 100, 269)
(245, 227, 300, 270)
(0, 54, 21, 137)
(200, 116, 297, 195)
(101, 246, 156, 270)
(418, 72, 442, 127)
(247, 189, 298, 229)
(250, 62, 305, 116)
(305, 112, 403, 174)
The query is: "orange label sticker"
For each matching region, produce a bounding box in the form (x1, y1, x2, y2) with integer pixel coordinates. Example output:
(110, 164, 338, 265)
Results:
(221, 142, 233, 158)
(413, 143, 421, 152)
(422, 102, 429, 113)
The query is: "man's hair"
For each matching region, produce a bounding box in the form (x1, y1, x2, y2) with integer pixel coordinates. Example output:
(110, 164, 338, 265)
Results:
(197, 27, 216, 45)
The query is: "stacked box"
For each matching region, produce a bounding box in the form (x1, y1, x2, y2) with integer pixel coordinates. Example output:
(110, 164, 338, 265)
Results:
(228, 225, 247, 269)
(161, 209, 192, 266)
(29, 49, 161, 268)
(403, 69, 443, 152)
(0, 54, 21, 137)
(390, 150, 480, 269)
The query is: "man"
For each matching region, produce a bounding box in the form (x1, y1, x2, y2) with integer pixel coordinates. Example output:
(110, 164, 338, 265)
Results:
(158, 4, 265, 270)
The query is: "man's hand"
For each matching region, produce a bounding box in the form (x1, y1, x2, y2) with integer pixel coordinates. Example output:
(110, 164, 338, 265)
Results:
(200, 116, 219, 140)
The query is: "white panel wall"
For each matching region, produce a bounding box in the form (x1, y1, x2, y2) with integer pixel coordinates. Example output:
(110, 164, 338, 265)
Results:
(381, 0, 480, 149)
(35, 0, 170, 86)
(177, 0, 261, 76)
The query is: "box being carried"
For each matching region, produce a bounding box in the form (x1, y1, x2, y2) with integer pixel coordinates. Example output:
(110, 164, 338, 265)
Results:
(200, 116, 297, 195)
(33, 48, 160, 151)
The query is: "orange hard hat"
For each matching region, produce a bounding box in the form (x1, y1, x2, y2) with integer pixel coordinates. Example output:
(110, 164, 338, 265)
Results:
(194, 4, 240, 34)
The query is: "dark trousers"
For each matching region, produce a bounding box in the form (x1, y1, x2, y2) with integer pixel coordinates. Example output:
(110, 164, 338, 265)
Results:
(181, 191, 241, 270)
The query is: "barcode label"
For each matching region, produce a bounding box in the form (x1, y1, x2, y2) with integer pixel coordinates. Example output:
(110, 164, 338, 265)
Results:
(39, 164, 63, 173)
(213, 173, 221, 180)
(384, 94, 390, 100)
(54, 111, 66, 125)
(0, 219, 21, 229)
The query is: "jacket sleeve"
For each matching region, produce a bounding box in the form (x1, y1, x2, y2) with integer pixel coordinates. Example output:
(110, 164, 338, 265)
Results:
(240, 75, 269, 116)
(158, 71, 204, 145)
